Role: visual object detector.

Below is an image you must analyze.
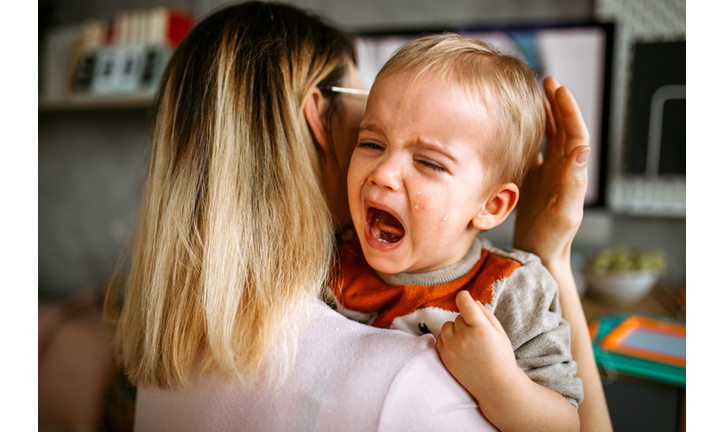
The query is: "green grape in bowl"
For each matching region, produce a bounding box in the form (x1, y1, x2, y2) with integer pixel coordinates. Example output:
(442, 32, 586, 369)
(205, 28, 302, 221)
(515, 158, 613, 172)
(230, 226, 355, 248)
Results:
(585, 248, 665, 304)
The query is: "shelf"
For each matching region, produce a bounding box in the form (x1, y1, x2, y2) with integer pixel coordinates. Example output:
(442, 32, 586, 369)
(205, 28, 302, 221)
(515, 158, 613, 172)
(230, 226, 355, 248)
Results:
(38, 92, 156, 112)
(608, 176, 686, 219)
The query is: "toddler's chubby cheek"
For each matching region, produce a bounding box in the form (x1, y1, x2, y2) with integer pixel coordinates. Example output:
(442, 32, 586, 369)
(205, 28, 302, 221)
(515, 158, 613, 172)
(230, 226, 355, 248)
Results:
(412, 191, 452, 224)
(413, 190, 426, 210)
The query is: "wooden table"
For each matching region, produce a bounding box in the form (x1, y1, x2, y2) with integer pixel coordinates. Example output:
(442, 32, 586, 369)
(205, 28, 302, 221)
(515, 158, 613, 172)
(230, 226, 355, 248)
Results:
(581, 285, 685, 323)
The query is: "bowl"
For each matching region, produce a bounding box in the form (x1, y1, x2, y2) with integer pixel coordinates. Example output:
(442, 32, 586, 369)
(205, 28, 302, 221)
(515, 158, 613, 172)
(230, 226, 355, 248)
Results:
(584, 269, 660, 304)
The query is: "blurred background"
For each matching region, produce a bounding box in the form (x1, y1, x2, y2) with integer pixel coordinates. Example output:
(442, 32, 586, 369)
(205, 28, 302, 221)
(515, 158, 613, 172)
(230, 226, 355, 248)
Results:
(38, 0, 686, 430)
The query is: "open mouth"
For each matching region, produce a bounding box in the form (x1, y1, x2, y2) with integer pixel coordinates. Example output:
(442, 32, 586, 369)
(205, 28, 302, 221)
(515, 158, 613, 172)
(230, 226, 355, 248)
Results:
(367, 207, 405, 243)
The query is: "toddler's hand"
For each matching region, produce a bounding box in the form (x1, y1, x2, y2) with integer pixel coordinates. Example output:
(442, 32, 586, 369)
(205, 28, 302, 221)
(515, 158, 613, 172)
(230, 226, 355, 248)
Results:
(436, 291, 520, 401)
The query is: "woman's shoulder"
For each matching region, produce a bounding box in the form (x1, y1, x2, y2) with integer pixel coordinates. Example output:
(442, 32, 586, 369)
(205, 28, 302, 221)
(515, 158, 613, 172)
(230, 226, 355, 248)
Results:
(308, 300, 495, 431)
(136, 300, 494, 431)
(377, 345, 497, 431)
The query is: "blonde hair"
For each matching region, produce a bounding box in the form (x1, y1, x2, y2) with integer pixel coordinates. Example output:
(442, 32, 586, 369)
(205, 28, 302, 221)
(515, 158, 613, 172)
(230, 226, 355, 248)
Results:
(378, 33, 545, 193)
(104, 2, 356, 389)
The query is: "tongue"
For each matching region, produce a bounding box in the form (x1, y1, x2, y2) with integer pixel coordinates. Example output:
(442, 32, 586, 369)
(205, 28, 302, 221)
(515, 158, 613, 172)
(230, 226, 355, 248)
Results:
(372, 210, 405, 243)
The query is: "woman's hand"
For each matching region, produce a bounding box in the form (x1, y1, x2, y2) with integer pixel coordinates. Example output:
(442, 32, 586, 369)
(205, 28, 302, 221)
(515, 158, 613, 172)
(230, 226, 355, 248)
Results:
(513, 77, 591, 269)
(515, 78, 615, 431)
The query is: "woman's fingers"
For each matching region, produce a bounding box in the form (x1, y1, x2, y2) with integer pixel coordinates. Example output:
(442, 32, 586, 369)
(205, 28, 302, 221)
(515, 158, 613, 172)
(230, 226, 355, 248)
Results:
(543, 77, 565, 157)
(543, 93, 557, 161)
(555, 85, 590, 155)
(556, 144, 589, 226)
(544, 77, 591, 158)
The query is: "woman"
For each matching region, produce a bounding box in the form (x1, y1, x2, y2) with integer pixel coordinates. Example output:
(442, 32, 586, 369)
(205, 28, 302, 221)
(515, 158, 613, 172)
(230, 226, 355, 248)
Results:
(105, 2, 611, 430)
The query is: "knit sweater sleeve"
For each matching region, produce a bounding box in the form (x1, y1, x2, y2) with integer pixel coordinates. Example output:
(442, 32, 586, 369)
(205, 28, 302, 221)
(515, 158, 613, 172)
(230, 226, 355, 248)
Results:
(485, 243, 584, 408)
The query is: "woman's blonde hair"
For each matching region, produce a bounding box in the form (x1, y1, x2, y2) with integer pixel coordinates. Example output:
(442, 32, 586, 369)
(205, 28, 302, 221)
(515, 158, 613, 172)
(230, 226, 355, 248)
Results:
(104, 1, 356, 389)
(378, 34, 545, 194)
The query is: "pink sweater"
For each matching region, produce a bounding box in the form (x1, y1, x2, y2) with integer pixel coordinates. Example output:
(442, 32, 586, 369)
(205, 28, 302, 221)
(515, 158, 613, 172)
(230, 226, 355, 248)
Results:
(135, 299, 495, 431)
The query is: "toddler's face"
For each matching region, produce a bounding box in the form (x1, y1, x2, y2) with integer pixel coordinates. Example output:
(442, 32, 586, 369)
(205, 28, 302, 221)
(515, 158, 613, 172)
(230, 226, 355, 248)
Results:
(347, 70, 496, 274)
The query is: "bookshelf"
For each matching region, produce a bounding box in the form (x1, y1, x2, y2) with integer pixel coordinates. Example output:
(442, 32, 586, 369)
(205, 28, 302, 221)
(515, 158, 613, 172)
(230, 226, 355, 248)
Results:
(40, 7, 192, 114)
(38, 93, 155, 113)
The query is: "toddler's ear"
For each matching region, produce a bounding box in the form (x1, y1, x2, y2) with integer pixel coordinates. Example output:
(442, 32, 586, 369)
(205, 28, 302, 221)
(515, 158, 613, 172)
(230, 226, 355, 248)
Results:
(472, 183, 519, 231)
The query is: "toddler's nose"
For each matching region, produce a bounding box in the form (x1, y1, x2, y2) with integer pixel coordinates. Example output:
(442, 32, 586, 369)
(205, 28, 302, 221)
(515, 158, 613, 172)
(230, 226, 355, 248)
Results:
(368, 155, 403, 192)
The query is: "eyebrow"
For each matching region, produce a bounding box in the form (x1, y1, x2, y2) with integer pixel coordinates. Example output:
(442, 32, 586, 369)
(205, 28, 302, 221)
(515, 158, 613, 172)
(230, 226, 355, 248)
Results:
(358, 123, 383, 135)
(416, 138, 459, 165)
(359, 122, 459, 165)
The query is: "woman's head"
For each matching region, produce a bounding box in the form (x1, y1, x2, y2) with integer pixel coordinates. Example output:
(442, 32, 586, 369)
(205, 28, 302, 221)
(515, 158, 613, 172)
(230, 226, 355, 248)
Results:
(312, 64, 369, 229)
(105, 1, 358, 388)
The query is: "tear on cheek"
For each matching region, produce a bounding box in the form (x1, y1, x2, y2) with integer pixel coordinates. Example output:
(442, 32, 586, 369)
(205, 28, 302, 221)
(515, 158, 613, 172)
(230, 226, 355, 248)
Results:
(414, 191, 424, 210)
(367, 208, 405, 243)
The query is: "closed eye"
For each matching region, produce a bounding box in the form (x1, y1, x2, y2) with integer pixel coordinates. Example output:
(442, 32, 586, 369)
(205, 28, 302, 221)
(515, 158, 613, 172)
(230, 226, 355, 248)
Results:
(358, 142, 384, 151)
(416, 158, 446, 172)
